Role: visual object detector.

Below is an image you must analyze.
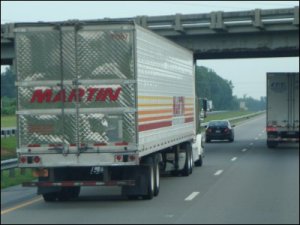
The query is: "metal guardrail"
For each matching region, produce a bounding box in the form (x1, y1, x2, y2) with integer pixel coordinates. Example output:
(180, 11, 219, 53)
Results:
(201, 111, 265, 127)
(1, 158, 18, 171)
(1, 127, 16, 138)
(1, 111, 265, 176)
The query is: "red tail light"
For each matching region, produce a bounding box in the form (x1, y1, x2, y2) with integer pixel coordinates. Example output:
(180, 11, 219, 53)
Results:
(207, 128, 212, 133)
(33, 156, 41, 163)
(20, 156, 27, 163)
(266, 126, 277, 132)
(224, 128, 229, 133)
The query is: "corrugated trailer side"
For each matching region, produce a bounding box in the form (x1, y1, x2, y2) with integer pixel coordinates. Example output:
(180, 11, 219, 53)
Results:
(266, 72, 299, 148)
(135, 25, 195, 157)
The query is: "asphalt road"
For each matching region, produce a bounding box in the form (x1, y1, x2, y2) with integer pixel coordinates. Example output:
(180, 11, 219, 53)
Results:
(1, 114, 299, 224)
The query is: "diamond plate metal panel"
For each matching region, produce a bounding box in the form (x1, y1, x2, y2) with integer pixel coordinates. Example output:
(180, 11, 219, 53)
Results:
(16, 24, 137, 149)
(77, 30, 134, 80)
(78, 113, 136, 144)
(15, 30, 61, 82)
(19, 114, 64, 147)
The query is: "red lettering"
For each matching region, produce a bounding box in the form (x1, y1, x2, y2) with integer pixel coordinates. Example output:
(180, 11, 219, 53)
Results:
(30, 89, 53, 103)
(87, 88, 98, 101)
(109, 87, 122, 101)
(68, 88, 85, 102)
(96, 87, 121, 101)
(30, 87, 121, 103)
(96, 88, 106, 101)
(52, 90, 66, 102)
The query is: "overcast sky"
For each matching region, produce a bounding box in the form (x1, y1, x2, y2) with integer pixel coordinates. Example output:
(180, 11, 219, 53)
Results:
(1, 1, 299, 100)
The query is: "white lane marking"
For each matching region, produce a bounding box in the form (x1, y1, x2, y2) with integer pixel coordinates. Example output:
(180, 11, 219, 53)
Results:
(249, 142, 254, 146)
(231, 157, 237, 161)
(214, 170, 223, 176)
(259, 133, 262, 136)
(185, 192, 200, 201)
(255, 137, 258, 140)
(242, 148, 247, 152)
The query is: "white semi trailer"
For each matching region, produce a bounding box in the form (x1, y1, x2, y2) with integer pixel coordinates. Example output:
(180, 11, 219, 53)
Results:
(14, 20, 204, 201)
(266, 72, 299, 148)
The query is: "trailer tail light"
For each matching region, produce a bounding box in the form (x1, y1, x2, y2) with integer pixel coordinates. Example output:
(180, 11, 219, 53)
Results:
(115, 155, 123, 162)
(20, 156, 27, 164)
(267, 126, 278, 132)
(33, 156, 41, 163)
(129, 155, 136, 162)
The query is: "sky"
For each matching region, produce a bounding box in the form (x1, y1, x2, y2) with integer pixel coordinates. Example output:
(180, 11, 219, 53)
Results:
(1, 1, 299, 100)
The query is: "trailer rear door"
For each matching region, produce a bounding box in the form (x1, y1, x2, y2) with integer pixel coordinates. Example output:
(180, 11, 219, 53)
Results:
(15, 23, 137, 155)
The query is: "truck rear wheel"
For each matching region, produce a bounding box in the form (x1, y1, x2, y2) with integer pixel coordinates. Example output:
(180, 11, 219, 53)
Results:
(42, 192, 58, 202)
(141, 156, 155, 200)
(195, 155, 203, 167)
(153, 154, 160, 196)
(182, 145, 192, 176)
(57, 187, 80, 201)
(267, 141, 278, 148)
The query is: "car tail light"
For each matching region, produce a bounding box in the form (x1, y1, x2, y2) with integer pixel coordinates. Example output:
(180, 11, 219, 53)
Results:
(224, 128, 229, 133)
(207, 128, 212, 133)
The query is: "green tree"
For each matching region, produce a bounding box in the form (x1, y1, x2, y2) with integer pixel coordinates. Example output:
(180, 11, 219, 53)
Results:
(1, 66, 16, 98)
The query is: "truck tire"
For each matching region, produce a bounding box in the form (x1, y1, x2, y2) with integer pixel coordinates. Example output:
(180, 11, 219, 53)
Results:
(195, 155, 203, 167)
(57, 187, 79, 201)
(153, 154, 160, 197)
(182, 147, 192, 176)
(267, 141, 277, 148)
(42, 192, 58, 202)
(141, 156, 155, 200)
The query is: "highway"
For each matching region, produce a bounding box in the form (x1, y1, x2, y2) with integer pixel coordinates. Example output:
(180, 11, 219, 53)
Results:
(1, 114, 299, 224)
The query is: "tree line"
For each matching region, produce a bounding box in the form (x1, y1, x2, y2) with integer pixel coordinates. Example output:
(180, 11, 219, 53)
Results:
(1, 65, 266, 115)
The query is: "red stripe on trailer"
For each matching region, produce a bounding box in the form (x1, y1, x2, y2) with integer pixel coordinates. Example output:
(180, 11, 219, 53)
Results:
(70, 144, 86, 147)
(94, 143, 107, 146)
(138, 121, 172, 132)
(28, 144, 41, 147)
(115, 141, 128, 146)
(49, 144, 63, 147)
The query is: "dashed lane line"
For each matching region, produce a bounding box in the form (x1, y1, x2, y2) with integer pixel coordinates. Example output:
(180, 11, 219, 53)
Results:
(214, 170, 223, 176)
(185, 192, 200, 201)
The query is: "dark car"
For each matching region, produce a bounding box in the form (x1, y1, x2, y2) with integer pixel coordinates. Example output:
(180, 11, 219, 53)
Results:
(205, 120, 235, 143)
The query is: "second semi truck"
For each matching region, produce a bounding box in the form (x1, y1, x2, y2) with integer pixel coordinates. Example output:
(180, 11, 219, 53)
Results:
(266, 72, 299, 148)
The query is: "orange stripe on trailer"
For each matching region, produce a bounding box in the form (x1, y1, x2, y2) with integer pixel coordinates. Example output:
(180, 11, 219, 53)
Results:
(138, 115, 173, 123)
(138, 96, 173, 100)
(138, 109, 172, 115)
(184, 108, 194, 112)
(138, 103, 173, 107)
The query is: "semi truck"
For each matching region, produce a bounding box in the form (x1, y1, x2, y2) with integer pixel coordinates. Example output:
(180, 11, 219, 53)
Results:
(266, 72, 299, 148)
(14, 20, 204, 201)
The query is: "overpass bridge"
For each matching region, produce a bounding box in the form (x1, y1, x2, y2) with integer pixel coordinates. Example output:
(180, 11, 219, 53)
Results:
(1, 6, 299, 65)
